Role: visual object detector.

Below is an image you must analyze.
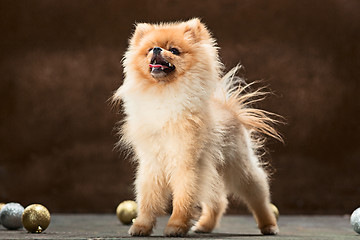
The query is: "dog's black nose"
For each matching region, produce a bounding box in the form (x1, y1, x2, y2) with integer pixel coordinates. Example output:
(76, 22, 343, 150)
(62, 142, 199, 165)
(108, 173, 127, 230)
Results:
(153, 47, 162, 55)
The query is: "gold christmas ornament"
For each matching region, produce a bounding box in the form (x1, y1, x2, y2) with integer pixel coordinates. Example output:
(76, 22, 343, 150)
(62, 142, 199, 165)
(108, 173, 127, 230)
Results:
(116, 200, 137, 225)
(269, 203, 279, 220)
(0, 203, 5, 225)
(22, 204, 51, 233)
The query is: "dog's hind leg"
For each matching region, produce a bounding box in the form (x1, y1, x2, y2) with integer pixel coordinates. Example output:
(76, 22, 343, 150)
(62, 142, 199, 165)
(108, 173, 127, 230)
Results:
(224, 128, 279, 235)
(192, 194, 228, 233)
(233, 165, 279, 235)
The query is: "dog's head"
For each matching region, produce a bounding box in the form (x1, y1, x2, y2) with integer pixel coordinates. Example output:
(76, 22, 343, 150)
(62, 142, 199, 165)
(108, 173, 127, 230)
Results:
(124, 18, 219, 84)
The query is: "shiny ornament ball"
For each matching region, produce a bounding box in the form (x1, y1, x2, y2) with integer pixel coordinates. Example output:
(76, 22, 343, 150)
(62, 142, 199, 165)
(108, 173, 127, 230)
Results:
(0, 202, 24, 230)
(269, 203, 279, 220)
(22, 204, 51, 233)
(116, 200, 137, 225)
(350, 207, 360, 234)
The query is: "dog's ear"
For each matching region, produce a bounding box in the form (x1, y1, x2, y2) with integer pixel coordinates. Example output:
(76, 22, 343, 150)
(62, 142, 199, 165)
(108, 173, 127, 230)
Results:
(183, 18, 211, 43)
(131, 23, 153, 45)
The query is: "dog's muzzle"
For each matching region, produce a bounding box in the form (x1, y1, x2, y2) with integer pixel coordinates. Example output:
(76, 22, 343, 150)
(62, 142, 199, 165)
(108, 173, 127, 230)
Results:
(149, 47, 175, 77)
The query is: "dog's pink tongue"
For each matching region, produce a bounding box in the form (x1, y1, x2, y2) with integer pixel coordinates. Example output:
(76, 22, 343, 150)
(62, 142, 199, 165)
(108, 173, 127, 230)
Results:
(149, 64, 162, 68)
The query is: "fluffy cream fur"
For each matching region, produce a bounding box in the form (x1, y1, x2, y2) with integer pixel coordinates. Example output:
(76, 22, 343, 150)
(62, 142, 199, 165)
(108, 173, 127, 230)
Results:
(113, 18, 281, 237)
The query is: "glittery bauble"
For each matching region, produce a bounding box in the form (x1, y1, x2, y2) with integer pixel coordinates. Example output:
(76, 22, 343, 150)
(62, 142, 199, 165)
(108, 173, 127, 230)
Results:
(22, 204, 51, 233)
(0, 202, 24, 230)
(350, 207, 360, 234)
(269, 203, 279, 220)
(0, 203, 5, 225)
(116, 200, 137, 225)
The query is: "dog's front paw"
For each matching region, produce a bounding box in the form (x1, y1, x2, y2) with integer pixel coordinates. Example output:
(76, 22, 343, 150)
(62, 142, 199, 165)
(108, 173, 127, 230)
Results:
(128, 223, 153, 236)
(260, 224, 279, 235)
(164, 223, 189, 237)
(191, 223, 213, 233)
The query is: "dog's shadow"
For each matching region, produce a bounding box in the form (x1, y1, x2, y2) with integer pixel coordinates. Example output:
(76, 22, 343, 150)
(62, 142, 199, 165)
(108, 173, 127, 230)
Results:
(191, 232, 262, 238)
(146, 232, 263, 238)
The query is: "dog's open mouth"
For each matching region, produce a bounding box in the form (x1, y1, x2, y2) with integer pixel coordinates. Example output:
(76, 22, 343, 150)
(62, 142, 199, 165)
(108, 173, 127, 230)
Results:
(149, 55, 175, 77)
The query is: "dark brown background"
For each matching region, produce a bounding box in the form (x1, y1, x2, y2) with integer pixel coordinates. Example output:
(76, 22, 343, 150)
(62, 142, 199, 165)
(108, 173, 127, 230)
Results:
(0, 0, 359, 214)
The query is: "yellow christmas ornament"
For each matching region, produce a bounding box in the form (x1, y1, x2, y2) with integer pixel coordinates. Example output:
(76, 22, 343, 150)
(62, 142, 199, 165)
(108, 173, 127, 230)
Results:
(22, 204, 51, 233)
(269, 203, 279, 220)
(116, 200, 137, 225)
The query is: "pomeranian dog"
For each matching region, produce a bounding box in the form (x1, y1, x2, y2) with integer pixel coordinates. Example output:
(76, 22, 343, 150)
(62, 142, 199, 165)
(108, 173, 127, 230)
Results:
(113, 18, 282, 237)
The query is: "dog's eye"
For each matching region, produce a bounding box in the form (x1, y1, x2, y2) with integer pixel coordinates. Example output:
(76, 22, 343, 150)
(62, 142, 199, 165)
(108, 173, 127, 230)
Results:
(169, 48, 180, 55)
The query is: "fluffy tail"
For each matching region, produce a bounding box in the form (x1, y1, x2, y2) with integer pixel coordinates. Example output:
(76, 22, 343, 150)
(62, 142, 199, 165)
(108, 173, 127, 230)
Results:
(214, 65, 283, 143)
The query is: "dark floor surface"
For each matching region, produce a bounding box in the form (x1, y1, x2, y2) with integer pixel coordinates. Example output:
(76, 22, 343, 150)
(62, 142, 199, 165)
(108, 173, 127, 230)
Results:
(0, 215, 358, 240)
